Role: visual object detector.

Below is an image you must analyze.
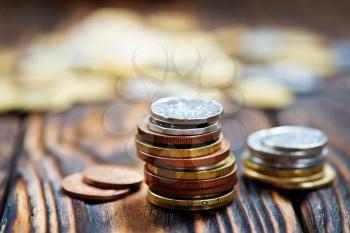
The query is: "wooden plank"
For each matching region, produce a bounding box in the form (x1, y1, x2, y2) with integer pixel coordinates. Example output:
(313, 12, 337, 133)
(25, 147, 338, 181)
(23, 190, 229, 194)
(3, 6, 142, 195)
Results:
(278, 76, 350, 233)
(0, 115, 22, 219)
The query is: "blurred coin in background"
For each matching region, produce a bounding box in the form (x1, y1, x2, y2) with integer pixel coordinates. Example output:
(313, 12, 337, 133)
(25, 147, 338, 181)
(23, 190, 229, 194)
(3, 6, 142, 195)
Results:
(230, 77, 295, 109)
(243, 62, 322, 95)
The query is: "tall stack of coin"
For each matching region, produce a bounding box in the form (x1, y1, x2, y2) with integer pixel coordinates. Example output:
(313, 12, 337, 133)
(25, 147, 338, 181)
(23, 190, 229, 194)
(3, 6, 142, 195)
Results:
(136, 97, 237, 211)
(243, 126, 336, 189)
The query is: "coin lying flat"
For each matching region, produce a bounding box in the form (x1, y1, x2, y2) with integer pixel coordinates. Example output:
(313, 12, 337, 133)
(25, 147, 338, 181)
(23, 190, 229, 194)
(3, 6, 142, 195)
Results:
(146, 155, 236, 180)
(147, 189, 235, 211)
(248, 151, 326, 169)
(148, 117, 221, 136)
(247, 128, 324, 159)
(244, 164, 335, 189)
(61, 173, 130, 201)
(148, 179, 236, 197)
(261, 126, 328, 152)
(243, 126, 334, 190)
(243, 156, 323, 178)
(135, 136, 222, 158)
(137, 139, 230, 168)
(151, 96, 223, 125)
(243, 165, 324, 183)
(138, 116, 221, 145)
(83, 165, 143, 189)
(144, 168, 236, 189)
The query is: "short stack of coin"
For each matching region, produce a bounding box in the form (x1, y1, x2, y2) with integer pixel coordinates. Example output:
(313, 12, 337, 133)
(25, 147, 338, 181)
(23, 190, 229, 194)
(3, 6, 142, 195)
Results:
(136, 96, 237, 211)
(61, 165, 143, 201)
(243, 126, 336, 189)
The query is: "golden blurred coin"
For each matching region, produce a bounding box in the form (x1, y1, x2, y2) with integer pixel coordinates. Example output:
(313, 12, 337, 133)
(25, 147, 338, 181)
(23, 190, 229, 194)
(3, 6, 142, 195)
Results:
(61, 173, 130, 201)
(147, 189, 235, 211)
(243, 156, 324, 178)
(243, 163, 335, 189)
(135, 136, 222, 158)
(0, 47, 18, 72)
(231, 77, 294, 109)
(146, 155, 236, 180)
(83, 165, 143, 189)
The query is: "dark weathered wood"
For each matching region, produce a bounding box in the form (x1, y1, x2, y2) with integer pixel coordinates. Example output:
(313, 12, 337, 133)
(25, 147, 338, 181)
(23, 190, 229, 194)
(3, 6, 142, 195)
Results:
(0, 116, 22, 218)
(278, 76, 350, 233)
(0, 103, 302, 233)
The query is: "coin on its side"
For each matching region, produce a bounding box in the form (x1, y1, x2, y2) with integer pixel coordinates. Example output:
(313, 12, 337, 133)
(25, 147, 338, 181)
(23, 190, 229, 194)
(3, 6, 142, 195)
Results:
(83, 165, 143, 189)
(151, 96, 223, 125)
(138, 116, 221, 145)
(61, 173, 130, 201)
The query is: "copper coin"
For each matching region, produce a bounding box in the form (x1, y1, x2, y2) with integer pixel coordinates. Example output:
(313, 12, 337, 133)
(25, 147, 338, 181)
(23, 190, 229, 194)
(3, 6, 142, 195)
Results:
(137, 139, 230, 168)
(137, 116, 221, 145)
(61, 173, 129, 201)
(83, 165, 143, 189)
(147, 178, 237, 197)
(144, 168, 237, 189)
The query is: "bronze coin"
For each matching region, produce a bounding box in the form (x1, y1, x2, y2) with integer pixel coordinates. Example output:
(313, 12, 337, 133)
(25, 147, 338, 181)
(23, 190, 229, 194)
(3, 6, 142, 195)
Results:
(147, 178, 237, 197)
(61, 173, 129, 201)
(137, 139, 230, 168)
(83, 165, 143, 189)
(137, 116, 221, 145)
(144, 168, 237, 189)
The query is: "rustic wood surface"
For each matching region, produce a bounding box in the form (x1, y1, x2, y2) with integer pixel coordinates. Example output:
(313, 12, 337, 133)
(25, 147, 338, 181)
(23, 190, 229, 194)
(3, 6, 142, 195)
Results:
(0, 0, 350, 232)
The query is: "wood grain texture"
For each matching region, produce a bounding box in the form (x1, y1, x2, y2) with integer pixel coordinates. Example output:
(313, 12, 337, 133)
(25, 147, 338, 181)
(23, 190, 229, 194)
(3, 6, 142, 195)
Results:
(0, 116, 22, 219)
(278, 76, 350, 233)
(0, 104, 302, 233)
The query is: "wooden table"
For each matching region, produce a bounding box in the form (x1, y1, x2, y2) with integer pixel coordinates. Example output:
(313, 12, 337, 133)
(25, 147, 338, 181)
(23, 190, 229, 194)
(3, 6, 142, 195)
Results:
(1, 0, 350, 232)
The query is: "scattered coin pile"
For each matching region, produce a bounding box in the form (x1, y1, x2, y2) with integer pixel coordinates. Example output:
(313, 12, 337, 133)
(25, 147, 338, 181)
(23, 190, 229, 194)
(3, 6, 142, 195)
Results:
(136, 96, 237, 210)
(61, 165, 143, 201)
(243, 126, 336, 189)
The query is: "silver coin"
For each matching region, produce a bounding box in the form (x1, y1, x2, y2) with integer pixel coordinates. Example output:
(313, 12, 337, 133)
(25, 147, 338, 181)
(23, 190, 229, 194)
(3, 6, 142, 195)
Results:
(151, 96, 223, 125)
(261, 126, 327, 152)
(251, 148, 327, 165)
(150, 117, 211, 129)
(247, 127, 326, 158)
(244, 63, 322, 95)
(248, 152, 326, 169)
(148, 118, 221, 136)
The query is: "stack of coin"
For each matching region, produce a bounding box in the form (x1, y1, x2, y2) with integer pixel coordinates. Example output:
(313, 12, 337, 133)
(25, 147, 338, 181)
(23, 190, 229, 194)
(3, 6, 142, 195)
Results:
(243, 126, 336, 189)
(136, 96, 237, 210)
(61, 165, 143, 201)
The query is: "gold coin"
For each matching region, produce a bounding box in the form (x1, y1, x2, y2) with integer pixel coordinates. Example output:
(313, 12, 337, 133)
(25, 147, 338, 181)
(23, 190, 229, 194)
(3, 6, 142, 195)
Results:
(243, 156, 324, 178)
(146, 155, 236, 180)
(230, 77, 294, 109)
(244, 165, 324, 183)
(147, 189, 235, 211)
(243, 163, 336, 190)
(135, 136, 222, 158)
